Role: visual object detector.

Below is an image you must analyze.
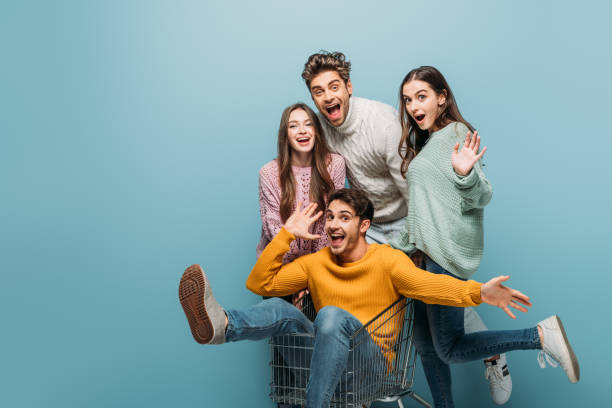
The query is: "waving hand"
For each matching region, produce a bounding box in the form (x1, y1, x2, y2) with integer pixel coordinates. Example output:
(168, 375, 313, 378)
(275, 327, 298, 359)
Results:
(283, 201, 323, 240)
(451, 130, 487, 176)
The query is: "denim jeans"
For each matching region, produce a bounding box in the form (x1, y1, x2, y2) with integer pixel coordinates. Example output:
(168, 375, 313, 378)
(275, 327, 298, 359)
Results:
(413, 257, 542, 408)
(225, 298, 385, 408)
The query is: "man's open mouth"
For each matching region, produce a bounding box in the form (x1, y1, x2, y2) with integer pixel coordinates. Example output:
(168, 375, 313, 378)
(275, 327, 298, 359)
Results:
(326, 104, 341, 119)
(330, 233, 345, 246)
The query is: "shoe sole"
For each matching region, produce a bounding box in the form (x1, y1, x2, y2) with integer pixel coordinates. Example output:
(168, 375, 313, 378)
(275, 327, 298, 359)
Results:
(179, 264, 214, 344)
(554, 315, 580, 383)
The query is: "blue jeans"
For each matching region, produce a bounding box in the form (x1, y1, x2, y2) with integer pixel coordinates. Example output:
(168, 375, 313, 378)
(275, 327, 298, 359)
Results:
(413, 257, 542, 408)
(225, 298, 385, 408)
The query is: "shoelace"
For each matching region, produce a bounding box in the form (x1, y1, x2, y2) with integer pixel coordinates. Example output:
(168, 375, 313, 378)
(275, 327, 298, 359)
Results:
(537, 351, 559, 368)
(485, 364, 504, 383)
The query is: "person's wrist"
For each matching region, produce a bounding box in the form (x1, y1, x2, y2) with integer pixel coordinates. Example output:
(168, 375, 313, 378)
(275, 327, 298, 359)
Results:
(453, 166, 470, 177)
(283, 224, 296, 236)
(480, 282, 488, 303)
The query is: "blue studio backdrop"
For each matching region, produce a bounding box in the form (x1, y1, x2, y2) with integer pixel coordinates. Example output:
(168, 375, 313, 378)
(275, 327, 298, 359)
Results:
(1, 1, 610, 407)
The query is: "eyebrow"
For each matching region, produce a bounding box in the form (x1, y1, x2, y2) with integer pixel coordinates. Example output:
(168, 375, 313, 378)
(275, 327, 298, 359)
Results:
(326, 210, 354, 215)
(403, 89, 428, 98)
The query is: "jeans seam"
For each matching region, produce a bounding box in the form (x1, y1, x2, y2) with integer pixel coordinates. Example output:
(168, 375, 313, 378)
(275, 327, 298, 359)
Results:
(226, 313, 311, 341)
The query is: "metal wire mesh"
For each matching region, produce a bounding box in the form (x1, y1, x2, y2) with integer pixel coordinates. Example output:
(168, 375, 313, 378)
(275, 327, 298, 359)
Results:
(269, 297, 427, 407)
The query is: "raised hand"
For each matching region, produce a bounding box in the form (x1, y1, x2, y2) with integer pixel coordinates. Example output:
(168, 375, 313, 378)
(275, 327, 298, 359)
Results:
(451, 130, 487, 176)
(283, 201, 323, 240)
(480, 275, 532, 319)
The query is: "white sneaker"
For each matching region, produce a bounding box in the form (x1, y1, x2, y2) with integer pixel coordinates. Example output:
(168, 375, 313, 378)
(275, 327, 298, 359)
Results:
(537, 315, 580, 383)
(485, 353, 512, 405)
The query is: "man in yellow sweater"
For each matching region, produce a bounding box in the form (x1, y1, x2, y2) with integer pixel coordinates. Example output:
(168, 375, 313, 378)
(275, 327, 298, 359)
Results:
(178, 189, 578, 408)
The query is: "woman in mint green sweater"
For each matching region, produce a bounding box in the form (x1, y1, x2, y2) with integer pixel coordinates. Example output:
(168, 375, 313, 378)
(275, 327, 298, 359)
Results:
(391, 66, 578, 407)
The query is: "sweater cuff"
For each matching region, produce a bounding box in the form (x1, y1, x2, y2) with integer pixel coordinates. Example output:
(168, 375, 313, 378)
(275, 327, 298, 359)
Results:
(276, 227, 296, 245)
(467, 280, 483, 305)
(453, 168, 478, 189)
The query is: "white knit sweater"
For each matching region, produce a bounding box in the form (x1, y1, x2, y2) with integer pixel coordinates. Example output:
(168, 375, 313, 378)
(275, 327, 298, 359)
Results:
(318, 97, 409, 223)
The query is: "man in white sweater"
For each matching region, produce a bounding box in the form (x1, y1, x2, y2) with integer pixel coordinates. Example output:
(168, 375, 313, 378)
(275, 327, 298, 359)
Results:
(302, 52, 408, 244)
(300, 51, 513, 405)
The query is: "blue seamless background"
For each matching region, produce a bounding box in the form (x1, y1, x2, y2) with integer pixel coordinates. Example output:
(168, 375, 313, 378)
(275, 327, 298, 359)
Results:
(1, 1, 609, 406)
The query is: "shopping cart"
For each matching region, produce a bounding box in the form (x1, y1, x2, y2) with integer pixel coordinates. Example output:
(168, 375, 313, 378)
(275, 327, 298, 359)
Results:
(269, 296, 431, 407)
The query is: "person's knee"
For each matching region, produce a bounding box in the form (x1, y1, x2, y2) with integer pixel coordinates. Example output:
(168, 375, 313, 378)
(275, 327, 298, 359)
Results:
(263, 297, 290, 309)
(314, 306, 352, 336)
(413, 335, 436, 357)
(432, 340, 455, 365)
(262, 297, 303, 318)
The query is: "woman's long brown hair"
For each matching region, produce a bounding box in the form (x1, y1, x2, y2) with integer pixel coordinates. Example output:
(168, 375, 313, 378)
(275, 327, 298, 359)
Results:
(277, 103, 335, 222)
(398, 66, 474, 177)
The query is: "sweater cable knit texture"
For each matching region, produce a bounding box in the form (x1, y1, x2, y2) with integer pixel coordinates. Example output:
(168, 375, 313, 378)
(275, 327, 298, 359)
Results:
(318, 97, 409, 223)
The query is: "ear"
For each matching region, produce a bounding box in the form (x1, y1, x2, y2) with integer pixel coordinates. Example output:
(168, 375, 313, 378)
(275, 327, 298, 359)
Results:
(359, 218, 371, 235)
(346, 79, 353, 97)
(438, 89, 447, 107)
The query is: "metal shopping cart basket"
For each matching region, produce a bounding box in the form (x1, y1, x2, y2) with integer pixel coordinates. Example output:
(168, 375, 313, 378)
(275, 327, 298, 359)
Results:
(269, 296, 431, 407)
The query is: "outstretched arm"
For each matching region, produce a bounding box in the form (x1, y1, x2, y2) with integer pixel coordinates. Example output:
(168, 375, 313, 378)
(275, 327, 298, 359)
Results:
(389, 252, 531, 318)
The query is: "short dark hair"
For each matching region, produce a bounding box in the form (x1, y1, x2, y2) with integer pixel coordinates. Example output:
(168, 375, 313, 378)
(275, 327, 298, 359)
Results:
(302, 51, 351, 89)
(328, 188, 374, 222)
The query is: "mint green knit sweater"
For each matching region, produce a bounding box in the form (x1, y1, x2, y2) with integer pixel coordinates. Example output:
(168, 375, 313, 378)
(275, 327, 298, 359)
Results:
(391, 122, 492, 279)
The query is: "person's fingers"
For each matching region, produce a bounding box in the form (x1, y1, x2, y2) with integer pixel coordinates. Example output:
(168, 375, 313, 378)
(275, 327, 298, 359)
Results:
(465, 131, 471, 148)
(311, 210, 323, 222)
(476, 146, 487, 161)
(467, 132, 475, 150)
(511, 296, 531, 307)
(305, 233, 321, 240)
(509, 301, 528, 313)
(473, 132, 480, 153)
(489, 275, 510, 287)
(511, 296, 532, 307)
(304, 202, 317, 216)
(453, 143, 459, 155)
(503, 306, 516, 319)
(509, 289, 531, 305)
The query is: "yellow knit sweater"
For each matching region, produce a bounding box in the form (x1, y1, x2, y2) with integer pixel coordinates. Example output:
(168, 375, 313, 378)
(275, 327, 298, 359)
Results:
(247, 228, 483, 363)
(247, 228, 482, 321)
